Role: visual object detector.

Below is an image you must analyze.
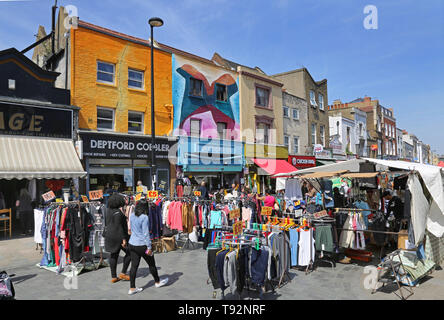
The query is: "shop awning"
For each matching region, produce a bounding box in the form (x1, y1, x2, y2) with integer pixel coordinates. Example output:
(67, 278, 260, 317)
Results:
(252, 158, 298, 176)
(0, 136, 86, 180)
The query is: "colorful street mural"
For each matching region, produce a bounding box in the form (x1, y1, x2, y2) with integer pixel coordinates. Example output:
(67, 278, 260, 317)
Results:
(172, 54, 240, 140)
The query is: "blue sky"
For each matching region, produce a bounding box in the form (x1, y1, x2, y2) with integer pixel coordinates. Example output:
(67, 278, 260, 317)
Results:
(1, 0, 443, 154)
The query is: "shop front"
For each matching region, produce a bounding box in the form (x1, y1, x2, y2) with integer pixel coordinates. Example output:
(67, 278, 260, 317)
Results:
(176, 137, 244, 193)
(79, 131, 176, 195)
(245, 144, 293, 194)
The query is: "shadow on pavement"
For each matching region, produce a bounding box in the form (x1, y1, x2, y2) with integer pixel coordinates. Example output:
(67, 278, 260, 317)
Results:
(141, 271, 183, 289)
(10, 273, 37, 285)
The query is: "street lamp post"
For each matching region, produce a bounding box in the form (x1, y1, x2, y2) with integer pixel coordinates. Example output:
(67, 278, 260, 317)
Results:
(149, 17, 163, 190)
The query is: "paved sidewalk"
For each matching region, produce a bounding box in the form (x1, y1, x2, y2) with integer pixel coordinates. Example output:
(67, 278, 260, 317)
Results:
(1, 237, 443, 300)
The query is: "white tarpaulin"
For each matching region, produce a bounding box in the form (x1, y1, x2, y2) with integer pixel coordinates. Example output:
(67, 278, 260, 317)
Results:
(408, 174, 430, 245)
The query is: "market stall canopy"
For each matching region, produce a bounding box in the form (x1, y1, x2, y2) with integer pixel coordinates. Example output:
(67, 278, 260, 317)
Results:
(339, 172, 383, 178)
(0, 136, 86, 179)
(298, 170, 349, 179)
(252, 158, 298, 176)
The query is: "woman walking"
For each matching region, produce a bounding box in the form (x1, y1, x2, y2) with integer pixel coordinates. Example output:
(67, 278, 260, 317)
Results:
(128, 199, 168, 295)
(104, 193, 131, 283)
(17, 188, 33, 236)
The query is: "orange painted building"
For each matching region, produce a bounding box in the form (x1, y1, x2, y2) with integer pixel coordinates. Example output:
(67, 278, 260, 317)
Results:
(71, 21, 173, 134)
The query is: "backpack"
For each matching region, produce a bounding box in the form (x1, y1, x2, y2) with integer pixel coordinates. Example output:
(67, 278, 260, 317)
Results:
(0, 271, 15, 300)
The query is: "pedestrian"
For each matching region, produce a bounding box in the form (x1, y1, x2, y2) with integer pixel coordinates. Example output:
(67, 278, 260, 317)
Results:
(198, 181, 209, 200)
(16, 188, 33, 236)
(104, 193, 131, 283)
(128, 199, 168, 295)
(257, 190, 277, 208)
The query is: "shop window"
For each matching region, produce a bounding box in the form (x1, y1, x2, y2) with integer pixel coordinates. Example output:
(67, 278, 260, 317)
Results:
(190, 119, 201, 137)
(97, 61, 115, 84)
(216, 84, 227, 102)
(128, 68, 144, 89)
(97, 107, 114, 131)
(189, 78, 203, 97)
(128, 111, 144, 133)
(256, 86, 270, 108)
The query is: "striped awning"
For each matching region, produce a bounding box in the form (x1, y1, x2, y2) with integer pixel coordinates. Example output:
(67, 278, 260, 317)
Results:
(0, 136, 86, 180)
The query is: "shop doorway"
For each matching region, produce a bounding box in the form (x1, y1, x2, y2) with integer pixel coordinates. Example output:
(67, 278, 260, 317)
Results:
(134, 168, 152, 190)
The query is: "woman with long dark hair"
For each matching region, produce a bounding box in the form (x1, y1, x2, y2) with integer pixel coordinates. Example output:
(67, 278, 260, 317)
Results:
(128, 199, 168, 295)
(104, 193, 131, 283)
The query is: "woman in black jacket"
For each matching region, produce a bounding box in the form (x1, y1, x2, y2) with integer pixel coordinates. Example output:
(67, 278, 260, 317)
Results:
(17, 188, 33, 236)
(104, 193, 131, 283)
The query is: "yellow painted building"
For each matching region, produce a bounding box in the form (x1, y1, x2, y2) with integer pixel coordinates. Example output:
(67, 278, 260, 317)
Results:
(71, 21, 173, 134)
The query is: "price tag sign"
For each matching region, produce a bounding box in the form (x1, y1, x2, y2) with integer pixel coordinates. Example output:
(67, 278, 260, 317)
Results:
(89, 190, 103, 201)
(81, 195, 89, 203)
(55, 198, 63, 203)
(147, 190, 158, 199)
(136, 186, 144, 194)
(229, 208, 240, 220)
(261, 206, 273, 216)
(314, 210, 328, 219)
(42, 191, 56, 203)
(194, 191, 201, 197)
(233, 221, 243, 236)
(135, 193, 142, 202)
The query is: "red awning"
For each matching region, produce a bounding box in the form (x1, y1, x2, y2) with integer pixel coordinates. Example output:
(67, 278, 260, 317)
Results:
(438, 161, 444, 168)
(253, 158, 298, 176)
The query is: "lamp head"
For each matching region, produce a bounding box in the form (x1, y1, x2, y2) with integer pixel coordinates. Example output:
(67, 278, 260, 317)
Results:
(149, 17, 164, 27)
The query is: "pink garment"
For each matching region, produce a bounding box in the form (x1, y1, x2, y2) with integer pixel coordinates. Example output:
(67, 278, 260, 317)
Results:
(242, 207, 251, 222)
(264, 196, 275, 208)
(167, 201, 183, 231)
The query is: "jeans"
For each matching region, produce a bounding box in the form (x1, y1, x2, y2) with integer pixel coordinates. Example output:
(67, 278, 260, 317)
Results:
(129, 244, 160, 288)
(109, 246, 131, 278)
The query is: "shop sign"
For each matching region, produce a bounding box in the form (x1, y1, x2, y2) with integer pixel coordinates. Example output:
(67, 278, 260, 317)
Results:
(0, 103, 72, 139)
(55, 198, 63, 203)
(80, 132, 175, 160)
(147, 190, 158, 199)
(88, 190, 103, 200)
(81, 195, 89, 203)
(288, 156, 316, 169)
(194, 191, 201, 197)
(261, 206, 273, 216)
(315, 149, 333, 159)
(233, 221, 243, 236)
(229, 208, 240, 220)
(313, 144, 324, 153)
(42, 191, 56, 202)
(329, 136, 343, 155)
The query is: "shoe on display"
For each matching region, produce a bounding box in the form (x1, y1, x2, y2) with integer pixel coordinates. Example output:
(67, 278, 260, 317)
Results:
(155, 277, 169, 288)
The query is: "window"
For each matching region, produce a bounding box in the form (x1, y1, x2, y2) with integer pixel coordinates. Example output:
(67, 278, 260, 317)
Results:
(256, 86, 270, 108)
(189, 78, 203, 96)
(216, 84, 227, 102)
(293, 136, 299, 154)
(190, 119, 201, 137)
(97, 107, 114, 131)
(311, 123, 316, 145)
(128, 111, 143, 133)
(310, 90, 316, 107)
(283, 106, 289, 118)
(97, 61, 115, 84)
(284, 135, 289, 149)
(128, 68, 144, 89)
(292, 108, 299, 120)
(217, 122, 226, 139)
(320, 125, 325, 146)
(256, 123, 270, 144)
(318, 93, 324, 110)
